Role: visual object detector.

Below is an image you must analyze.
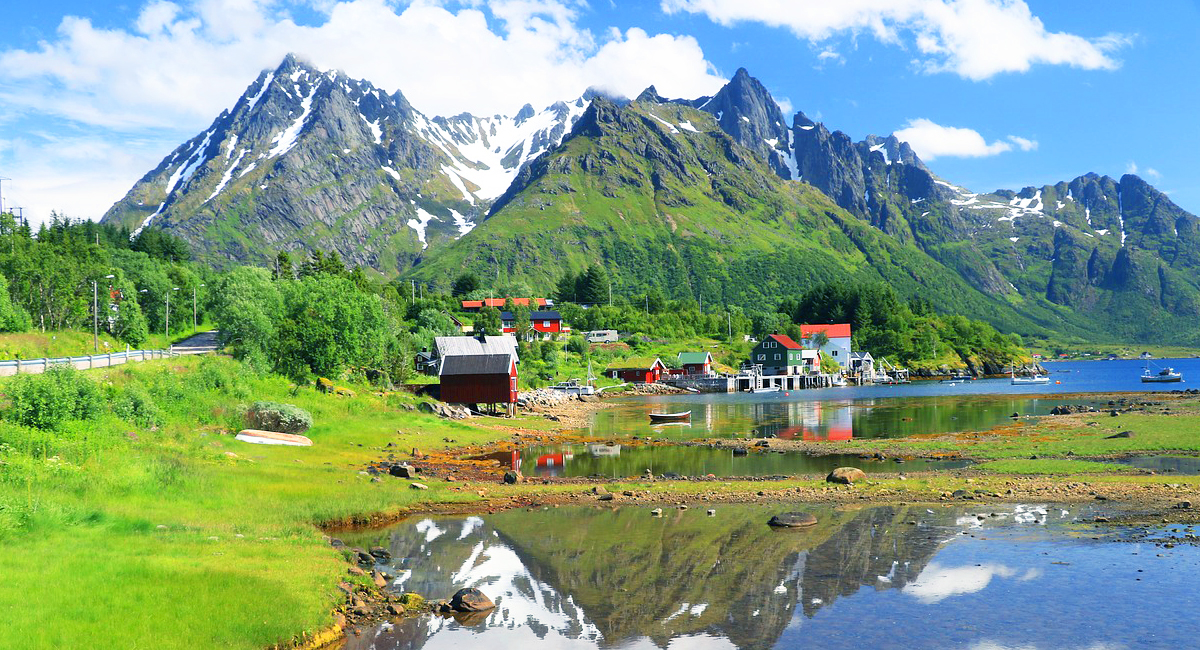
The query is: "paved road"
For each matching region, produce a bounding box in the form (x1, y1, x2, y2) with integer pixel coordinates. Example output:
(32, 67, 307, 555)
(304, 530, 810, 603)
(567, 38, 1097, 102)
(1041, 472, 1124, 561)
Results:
(173, 330, 221, 355)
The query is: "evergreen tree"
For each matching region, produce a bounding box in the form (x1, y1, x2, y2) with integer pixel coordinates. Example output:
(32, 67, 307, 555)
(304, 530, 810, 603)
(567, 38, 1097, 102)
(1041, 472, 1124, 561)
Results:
(451, 272, 480, 297)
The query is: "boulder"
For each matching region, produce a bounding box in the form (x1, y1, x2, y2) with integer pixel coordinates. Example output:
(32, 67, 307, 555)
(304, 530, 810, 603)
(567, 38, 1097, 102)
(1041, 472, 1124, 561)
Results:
(317, 377, 335, 394)
(503, 471, 521, 485)
(410, 482, 429, 490)
(418, 401, 472, 419)
(369, 546, 391, 560)
(448, 587, 495, 612)
(732, 447, 748, 456)
(372, 571, 388, 588)
(335, 387, 357, 398)
(389, 464, 414, 478)
(1106, 431, 1133, 439)
(767, 512, 818, 528)
(386, 603, 406, 616)
(826, 467, 867, 485)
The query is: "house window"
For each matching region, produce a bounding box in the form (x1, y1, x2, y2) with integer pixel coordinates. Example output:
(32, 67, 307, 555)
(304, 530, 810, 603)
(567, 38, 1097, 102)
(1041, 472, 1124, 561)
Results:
(832, 350, 838, 356)
(774, 354, 781, 361)
(542, 320, 553, 327)
(757, 354, 765, 361)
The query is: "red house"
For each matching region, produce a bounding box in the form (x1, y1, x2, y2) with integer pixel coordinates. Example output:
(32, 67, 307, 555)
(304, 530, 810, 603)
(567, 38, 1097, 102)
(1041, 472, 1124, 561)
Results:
(606, 357, 668, 383)
(500, 310, 566, 340)
(677, 352, 714, 376)
(438, 353, 518, 414)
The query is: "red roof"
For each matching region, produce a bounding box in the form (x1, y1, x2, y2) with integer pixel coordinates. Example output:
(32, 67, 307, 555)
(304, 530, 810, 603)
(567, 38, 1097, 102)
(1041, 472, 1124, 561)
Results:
(461, 298, 549, 309)
(767, 333, 803, 349)
(800, 323, 852, 339)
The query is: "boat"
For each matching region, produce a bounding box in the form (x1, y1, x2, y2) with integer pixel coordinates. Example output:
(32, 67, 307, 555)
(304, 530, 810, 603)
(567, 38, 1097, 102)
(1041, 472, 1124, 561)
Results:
(1010, 373, 1050, 385)
(831, 376, 848, 387)
(1141, 363, 1182, 383)
(750, 385, 780, 394)
(648, 411, 692, 423)
(547, 378, 596, 396)
(235, 429, 313, 446)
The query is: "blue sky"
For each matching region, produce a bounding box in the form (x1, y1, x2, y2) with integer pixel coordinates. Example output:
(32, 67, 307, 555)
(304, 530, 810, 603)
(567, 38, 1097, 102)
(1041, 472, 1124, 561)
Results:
(2, 0, 1198, 226)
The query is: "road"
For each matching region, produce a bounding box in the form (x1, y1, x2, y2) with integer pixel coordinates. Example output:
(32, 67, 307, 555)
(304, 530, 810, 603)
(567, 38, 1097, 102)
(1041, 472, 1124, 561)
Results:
(173, 330, 221, 355)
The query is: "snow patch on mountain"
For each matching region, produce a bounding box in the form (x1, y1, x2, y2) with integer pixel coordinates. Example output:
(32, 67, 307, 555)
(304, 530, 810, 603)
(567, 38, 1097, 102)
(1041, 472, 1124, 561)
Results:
(268, 83, 318, 158)
(407, 208, 439, 249)
(206, 148, 247, 203)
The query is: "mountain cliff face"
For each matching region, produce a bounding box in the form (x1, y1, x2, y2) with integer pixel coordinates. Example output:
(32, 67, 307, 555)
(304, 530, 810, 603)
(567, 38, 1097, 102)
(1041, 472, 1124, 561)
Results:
(102, 54, 589, 273)
(105, 55, 1200, 343)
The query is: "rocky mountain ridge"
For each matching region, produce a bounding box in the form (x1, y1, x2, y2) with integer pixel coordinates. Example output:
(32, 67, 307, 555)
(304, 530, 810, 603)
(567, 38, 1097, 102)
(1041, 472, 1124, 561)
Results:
(103, 55, 1200, 342)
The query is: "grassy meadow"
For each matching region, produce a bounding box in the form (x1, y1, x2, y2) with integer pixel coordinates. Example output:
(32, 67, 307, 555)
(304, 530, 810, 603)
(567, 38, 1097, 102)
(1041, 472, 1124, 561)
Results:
(0, 354, 519, 649)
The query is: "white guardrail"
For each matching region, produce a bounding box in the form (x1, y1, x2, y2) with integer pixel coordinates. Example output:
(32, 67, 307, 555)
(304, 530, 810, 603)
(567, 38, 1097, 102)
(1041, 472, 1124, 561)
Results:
(0, 345, 212, 377)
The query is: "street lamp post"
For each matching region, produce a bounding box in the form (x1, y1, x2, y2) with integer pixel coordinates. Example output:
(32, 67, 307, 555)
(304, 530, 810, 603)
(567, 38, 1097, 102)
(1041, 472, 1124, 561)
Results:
(93, 274, 115, 352)
(165, 287, 179, 338)
(193, 284, 204, 334)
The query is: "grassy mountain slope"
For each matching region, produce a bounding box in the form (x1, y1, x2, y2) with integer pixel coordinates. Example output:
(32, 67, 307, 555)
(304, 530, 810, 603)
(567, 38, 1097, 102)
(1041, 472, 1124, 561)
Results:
(407, 97, 1085, 338)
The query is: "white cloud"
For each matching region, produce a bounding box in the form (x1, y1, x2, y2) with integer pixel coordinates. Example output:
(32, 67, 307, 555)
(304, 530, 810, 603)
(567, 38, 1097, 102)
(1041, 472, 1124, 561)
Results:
(893, 118, 1037, 161)
(903, 562, 1039, 604)
(1126, 161, 1139, 174)
(0, 0, 727, 224)
(1126, 161, 1162, 181)
(661, 0, 1130, 80)
(1146, 167, 1162, 180)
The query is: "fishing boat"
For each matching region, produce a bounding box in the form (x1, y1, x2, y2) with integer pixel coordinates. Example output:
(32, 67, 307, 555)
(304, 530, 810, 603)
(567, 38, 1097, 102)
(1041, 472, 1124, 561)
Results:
(750, 385, 780, 394)
(1010, 368, 1050, 385)
(648, 411, 692, 423)
(1141, 363, 1183, 383)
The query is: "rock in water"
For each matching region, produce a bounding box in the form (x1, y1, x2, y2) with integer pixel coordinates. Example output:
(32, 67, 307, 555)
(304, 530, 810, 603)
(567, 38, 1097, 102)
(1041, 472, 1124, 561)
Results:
(768, 512, 818, 528)
(826, 467, 866, 484)
(449, 587, 495, 612)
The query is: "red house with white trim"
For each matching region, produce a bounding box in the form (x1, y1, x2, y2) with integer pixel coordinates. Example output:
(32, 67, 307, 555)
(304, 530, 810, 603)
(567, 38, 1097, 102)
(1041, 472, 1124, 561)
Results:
(606, 357, 668, 383)
(501, 310, 566, 340)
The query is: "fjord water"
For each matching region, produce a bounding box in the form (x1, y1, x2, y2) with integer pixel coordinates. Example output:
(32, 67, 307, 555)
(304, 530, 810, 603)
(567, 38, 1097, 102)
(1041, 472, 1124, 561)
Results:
(341, 505, 1200, 650)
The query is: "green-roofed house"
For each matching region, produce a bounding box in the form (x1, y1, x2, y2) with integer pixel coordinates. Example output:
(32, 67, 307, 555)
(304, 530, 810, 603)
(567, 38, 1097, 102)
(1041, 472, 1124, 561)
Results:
(605, 357, 668, 383)
(677, 352, 714, 376)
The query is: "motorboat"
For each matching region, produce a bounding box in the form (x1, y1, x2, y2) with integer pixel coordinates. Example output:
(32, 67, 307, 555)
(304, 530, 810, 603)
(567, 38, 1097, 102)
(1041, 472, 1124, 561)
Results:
(750, 385, 780, 394)
(648, 411, 692, 423)
(1010, 367, 1050, 385)
(547, 378, 596, 396)
(1141, 364, 1182, 383)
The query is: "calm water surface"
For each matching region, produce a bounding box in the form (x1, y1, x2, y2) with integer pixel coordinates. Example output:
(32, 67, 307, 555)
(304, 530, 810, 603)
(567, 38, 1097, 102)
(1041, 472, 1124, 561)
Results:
(340, 504, 1200, 649)
(512, 444, 971, 478)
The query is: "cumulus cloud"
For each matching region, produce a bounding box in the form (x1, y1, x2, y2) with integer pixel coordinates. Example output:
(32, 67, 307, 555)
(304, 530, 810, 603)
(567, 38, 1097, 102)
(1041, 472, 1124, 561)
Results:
(893, 118, 1037, 161)
(661, 0, 1130, 80)
(904, 562, 1039, 604)
(0, 0, 727, 223)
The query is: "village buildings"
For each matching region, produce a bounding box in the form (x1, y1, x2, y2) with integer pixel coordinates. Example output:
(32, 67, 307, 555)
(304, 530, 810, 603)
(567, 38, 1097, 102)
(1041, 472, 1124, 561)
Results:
(750, 334, 822, 376)
(800, 323, 852, 370)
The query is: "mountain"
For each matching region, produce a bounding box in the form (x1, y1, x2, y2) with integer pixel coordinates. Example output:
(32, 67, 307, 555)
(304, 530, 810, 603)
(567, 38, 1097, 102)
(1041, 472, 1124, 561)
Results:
(102, 54, 593, 274)
(106, 55, 1200, 343)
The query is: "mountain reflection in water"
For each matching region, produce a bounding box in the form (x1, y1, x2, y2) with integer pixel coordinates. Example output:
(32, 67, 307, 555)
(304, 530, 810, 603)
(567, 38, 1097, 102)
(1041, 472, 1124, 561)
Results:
(339, 502, 1200, 649)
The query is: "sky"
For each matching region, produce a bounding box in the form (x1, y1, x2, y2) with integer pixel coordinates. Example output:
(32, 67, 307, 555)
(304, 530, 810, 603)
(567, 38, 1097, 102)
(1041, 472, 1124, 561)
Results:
(2, 0, 1199, 227)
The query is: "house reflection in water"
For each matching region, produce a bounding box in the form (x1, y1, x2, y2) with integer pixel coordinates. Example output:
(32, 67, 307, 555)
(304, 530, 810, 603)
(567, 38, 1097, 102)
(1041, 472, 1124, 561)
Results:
(753, 401, 853, 441)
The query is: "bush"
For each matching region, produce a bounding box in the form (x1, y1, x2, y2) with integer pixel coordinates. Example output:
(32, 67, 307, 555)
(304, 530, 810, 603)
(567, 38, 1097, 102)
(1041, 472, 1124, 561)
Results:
(113, 385, 163, 428)
(6, 365, 104, 430)
(243, 401, 312, 434)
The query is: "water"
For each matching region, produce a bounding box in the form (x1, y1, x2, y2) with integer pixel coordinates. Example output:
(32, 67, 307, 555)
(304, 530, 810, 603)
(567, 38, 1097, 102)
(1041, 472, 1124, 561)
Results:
(340, 504, 1200, 650)
(1110, 455, 1200, 475)
(511, 443, 971, 478)
(583, 394, 1094, 442)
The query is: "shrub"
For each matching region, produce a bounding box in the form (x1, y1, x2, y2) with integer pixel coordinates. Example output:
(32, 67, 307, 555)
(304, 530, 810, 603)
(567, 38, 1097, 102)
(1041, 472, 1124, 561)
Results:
(6, 365, 104, 430)
(243, 401, 312, 434)
(113, 385, 163, 428)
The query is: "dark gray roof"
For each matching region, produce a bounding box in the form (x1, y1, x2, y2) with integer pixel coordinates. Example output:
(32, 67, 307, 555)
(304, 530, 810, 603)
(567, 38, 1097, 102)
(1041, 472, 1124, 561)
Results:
(434, 335, 519, 361)
(500, 310, 561, 320)
(439, 354, 515, 376)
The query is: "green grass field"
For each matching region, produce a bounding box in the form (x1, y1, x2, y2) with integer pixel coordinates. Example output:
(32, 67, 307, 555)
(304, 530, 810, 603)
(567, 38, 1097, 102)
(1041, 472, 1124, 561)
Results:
(0, 355, 515, 649)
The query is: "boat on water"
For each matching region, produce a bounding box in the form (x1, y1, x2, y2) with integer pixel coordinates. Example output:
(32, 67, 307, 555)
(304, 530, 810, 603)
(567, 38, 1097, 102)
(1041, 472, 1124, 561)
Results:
(648, 411, 692, 423)
(750, 385, 780, 394)
(1010, 368, 1050, 385)
(1141, 363, 1183, 383)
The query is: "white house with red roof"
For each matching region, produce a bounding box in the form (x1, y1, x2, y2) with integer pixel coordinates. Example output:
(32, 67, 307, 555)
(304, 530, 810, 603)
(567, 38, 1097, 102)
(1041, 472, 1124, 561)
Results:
(800, 323, 852, 370)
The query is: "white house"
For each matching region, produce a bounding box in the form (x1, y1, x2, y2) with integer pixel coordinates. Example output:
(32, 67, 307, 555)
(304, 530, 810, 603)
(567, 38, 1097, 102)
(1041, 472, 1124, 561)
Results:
(800, 323, 852, 370)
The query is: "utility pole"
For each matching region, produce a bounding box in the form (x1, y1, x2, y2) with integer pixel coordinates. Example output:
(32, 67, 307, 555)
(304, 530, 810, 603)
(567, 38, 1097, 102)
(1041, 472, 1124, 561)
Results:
(166, 287, 179, 338)
(411, 280, 415, 303)
(0, 176, 9, 216)
(728, 311, 732, 340)
(94, 274, 114, 352)
(193, 284, 204, 334)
